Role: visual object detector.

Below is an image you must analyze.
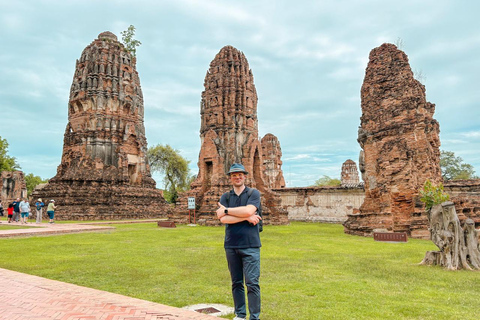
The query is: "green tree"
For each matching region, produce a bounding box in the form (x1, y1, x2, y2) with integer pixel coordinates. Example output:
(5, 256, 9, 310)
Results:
(121, 25, 142, 56)
(313, 175, 341, 187)
(147, 144, 192, 203)
(0, 136, 20, 172)
(440, 150, 477, 180)
(419, 179, 450, 212)
(24, 173, 48, 195)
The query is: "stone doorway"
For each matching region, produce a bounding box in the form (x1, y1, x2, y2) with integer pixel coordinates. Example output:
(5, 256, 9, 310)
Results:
(205, 161, 212, 188)
(128, 164, 138, 184)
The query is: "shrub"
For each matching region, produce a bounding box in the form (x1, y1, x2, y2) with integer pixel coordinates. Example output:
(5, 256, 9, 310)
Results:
(419, 179, 450, 211)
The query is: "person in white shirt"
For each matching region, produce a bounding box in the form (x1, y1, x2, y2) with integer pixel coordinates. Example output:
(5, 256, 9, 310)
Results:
(19, 198, 31, 224)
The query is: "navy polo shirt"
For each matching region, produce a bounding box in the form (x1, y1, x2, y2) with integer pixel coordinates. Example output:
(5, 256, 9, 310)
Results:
(220, 187, 261, 249)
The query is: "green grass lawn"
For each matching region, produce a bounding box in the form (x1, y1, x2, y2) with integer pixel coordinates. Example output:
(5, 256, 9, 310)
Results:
(0, 222, 479, 319)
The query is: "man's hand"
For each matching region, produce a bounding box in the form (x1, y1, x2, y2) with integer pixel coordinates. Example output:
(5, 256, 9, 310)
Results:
(216, 202, 226, 219)
(246, 214, 262, 225)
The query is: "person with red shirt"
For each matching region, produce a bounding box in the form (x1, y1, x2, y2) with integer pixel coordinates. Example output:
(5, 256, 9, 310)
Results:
(7, 203, 14, 223)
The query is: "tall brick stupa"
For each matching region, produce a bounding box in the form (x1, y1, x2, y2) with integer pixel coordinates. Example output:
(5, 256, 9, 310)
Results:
(174, 46, 287, 225)
(261, 133, 286, 189)
(340, 159, 360, 187)
(343, 43, 441, 238)
(33, 31, 170, 220)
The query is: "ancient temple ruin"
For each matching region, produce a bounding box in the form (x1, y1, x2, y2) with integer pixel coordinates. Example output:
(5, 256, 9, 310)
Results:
(443, 180, 480, 229)
(261, 133, 286, 189)
(174, 45, 287, 225)
(1, 171, 27, 204)
(340, 159, 360, 187)
(32, 31, 170, 220)
(343, 43, 442, 238)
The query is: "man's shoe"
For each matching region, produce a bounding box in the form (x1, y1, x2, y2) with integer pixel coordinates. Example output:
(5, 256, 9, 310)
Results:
(233, 317, 246, 320)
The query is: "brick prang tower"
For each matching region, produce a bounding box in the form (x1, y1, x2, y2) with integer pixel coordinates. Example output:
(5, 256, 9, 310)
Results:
(32, 31, 170, 220)
(175, 46, 287, 225)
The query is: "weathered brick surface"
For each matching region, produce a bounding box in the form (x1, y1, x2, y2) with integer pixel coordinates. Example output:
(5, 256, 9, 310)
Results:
(32, 31, 170, 220)
(174, 46, 287, 225)
(343, 43, 442, 238)
(1, 170, 27, 204)
(445, 179, 480, 225)
(269, 180, 480, 236)
(340, 160, 360, 187)
(274, 186, 365, 223)
(0, 268, 217, 319)
(261, 133, 285, 189)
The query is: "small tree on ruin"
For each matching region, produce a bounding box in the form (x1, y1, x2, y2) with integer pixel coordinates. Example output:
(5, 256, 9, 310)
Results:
(121, 25, 142, 57)
(419, 180, 480, 270)
(419, 179, 449, 212)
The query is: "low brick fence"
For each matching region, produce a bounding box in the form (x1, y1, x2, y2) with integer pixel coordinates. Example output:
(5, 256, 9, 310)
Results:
(273, 180, 480, 226)
(273, 185, 365, 223)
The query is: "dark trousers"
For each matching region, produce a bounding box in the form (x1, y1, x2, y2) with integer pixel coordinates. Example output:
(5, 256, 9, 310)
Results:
(225, 247, 261, 320)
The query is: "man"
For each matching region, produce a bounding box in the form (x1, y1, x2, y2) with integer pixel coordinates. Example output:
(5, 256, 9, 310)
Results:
(216, 163, 262, 320)
(12, 198, 20, 222)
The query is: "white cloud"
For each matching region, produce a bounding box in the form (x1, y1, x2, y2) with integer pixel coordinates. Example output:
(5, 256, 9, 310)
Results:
(461, 131, 480, 138)
(284, 154, 311, 161)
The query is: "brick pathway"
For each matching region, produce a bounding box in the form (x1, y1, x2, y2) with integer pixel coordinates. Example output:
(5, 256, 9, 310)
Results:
(0, 268, 218, 320)
(0, 222, 115, 238)
(0, 222, 220, 319)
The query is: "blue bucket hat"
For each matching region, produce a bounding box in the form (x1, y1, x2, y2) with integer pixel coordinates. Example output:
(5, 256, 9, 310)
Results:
(227, 163, 248, 175)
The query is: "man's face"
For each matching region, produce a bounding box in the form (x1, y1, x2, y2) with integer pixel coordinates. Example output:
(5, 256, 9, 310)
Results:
(229, 172, 246, 187)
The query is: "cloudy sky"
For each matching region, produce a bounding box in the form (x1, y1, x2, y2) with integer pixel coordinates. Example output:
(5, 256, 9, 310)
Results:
(1, 0, 479, 187)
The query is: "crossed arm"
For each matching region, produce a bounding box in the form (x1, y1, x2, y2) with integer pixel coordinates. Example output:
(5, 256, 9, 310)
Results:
(216, 202, 262, 225)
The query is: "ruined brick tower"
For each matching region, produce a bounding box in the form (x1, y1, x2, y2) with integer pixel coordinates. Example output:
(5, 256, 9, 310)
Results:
(261, 133, 286, 189)
(1, 171, 27, 204)
(175, 46, 287, 225)
(33, 31, 170, 220)
(343, 43, 441, 238)
(340, 159, 360, 187)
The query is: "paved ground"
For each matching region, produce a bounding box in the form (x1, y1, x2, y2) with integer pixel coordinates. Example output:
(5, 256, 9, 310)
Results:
(0, 219, 168, 238)
(0, 221, 116, 238)
(0, 221, 221, 319)
(0, 268, 218, 320)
